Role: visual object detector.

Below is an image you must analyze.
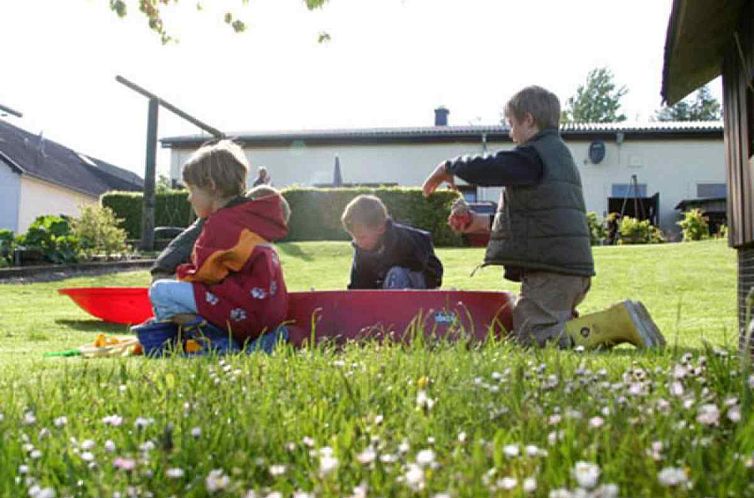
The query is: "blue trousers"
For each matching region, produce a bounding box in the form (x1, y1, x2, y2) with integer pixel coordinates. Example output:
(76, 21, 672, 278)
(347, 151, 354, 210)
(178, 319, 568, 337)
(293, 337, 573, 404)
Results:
(383, 266, 427, 289)
(149, 279, 198, 321)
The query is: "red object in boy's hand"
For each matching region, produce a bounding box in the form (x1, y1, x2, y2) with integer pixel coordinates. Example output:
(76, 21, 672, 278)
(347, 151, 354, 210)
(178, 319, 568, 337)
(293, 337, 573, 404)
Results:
(448, 211, 473, 232)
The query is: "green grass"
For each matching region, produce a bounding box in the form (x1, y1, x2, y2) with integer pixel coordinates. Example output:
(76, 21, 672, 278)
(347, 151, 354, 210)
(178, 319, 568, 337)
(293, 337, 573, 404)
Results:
(0, 239, 749, 497)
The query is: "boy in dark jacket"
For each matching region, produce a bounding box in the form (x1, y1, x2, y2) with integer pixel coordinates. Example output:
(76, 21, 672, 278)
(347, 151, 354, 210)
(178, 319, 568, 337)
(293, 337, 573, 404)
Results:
(341, 194, 443, 290)
(422, 85, 664, 349)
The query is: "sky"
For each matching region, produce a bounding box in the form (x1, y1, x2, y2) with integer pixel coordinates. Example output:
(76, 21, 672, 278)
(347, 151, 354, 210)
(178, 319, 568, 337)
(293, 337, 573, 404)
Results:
(0, 0, 721, 178)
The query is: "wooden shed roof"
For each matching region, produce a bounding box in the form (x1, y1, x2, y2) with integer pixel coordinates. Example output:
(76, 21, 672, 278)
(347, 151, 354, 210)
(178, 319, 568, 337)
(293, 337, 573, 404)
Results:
(662, 0, 746, 104)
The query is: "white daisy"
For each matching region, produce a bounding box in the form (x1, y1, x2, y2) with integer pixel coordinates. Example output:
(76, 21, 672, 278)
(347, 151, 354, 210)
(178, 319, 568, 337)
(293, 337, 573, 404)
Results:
(572, 461, 600, 489)
(657, 467, 688, 487)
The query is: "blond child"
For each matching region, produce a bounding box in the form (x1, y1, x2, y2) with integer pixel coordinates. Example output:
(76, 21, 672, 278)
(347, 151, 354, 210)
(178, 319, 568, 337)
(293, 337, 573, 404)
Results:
(148, 140, 289, 343)
(423, 86, 663, 349)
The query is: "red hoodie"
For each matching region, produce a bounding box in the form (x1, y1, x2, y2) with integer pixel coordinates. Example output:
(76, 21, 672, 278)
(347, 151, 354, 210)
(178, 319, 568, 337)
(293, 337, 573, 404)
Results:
(176, 194, 288, 342)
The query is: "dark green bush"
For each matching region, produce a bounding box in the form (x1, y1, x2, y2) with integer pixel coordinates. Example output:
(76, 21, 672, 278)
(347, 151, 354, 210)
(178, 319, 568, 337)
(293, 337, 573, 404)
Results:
(102, 190, 193, 239)
(0, 229, 14, 267)
(17, 215, 79, 264)
(282, 187, 463, 246)
(103, 187, 463, 246)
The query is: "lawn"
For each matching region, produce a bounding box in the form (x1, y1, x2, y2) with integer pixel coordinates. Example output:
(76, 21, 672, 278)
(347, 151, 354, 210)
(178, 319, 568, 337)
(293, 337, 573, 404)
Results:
(0, 239, 750, 497)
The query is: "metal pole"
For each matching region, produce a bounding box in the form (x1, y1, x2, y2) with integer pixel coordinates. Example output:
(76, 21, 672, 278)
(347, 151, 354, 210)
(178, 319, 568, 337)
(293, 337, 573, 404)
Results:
(631, 174, 639, 219)
(140, 98, 159, 251)
(0, 103, 23, 117)
(116, 75, 224, 138)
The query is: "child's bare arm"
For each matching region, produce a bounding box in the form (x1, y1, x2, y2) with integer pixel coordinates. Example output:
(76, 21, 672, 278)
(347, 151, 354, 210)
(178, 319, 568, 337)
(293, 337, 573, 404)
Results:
(422, 162, 456, 197)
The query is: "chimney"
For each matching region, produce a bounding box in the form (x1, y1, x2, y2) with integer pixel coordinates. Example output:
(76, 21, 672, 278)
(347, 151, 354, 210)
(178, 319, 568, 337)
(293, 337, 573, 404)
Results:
(434, 107, 449, 126)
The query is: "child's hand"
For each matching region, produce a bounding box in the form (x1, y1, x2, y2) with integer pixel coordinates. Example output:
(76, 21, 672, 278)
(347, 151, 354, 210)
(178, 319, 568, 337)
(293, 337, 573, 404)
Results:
(448, 211, 473, 232)
(422, 162, 455, 197)
(447, 197, 473, 232)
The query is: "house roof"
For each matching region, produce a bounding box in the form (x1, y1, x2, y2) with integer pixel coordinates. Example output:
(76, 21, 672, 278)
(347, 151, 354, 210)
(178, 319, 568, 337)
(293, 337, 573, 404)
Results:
(161, 121, 723, 148)
(675, 197, 727, 211)
(0, 119, 143, 198)
(661, 0, 745, 104)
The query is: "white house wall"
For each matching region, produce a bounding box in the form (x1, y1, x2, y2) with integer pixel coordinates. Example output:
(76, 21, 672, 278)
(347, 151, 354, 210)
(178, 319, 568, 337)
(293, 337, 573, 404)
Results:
(0, 164, 21, 232)
(168, 136, 725, 237)
(18, 176, 97, 232)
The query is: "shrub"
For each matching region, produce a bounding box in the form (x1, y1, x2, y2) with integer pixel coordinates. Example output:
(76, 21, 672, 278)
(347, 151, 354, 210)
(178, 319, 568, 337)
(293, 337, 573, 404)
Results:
(71, 205, 130, 259)
(717, 224, 729, 239)
(0, 229, 14, 267)
(617, 216, 664, 245)
(17, 215, 79, 264)
(677, 208, 711, 241)
(104, 187, 464, 246)
(102, 190, 193, 239)
(586, 211, 606, 246)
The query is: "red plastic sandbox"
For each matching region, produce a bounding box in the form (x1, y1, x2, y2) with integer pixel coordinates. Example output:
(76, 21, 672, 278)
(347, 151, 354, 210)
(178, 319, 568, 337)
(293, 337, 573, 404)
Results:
(58, 287, 153, 325)
(58, 287, 514, 344)
(284, 289, 513, 346)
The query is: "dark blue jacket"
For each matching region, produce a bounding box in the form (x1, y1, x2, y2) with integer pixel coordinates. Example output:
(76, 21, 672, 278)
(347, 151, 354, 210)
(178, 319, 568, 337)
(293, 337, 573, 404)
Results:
(348, 219, 443, 289)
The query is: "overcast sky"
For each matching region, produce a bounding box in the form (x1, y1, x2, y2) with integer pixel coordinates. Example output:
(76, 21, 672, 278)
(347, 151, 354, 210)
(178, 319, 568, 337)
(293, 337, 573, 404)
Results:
(0, 0, 721, 178)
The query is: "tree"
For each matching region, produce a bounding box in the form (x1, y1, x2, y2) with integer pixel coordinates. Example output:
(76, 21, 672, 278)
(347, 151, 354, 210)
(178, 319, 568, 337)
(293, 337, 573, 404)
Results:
(654, 85, 721, 121)
(109, 0, 330, 44)
(561, 67, 628, 123)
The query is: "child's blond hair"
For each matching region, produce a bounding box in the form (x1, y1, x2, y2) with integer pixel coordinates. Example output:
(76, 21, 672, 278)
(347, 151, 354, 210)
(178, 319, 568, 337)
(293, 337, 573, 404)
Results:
(341, 194, 388, 232)
(182, 139, 248, 198)
(247, 185, 291, 224)
(504, 85, 561, 130)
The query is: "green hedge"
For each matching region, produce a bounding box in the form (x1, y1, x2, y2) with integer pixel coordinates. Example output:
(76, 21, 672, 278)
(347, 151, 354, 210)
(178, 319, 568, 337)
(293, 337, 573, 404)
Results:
(102, 187, 463, 246)
(101, 191, 193, 239)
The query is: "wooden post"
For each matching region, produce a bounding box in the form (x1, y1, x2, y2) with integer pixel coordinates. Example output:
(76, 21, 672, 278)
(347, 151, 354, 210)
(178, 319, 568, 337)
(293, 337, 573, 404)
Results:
(140, 98, 159, 251)
(0, 103, 22, 117)
(115, 75, 224, 251)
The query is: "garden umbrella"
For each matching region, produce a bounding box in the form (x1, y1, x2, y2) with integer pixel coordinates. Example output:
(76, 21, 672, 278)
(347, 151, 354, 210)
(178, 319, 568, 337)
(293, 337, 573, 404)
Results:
(333, 155, 343, 187)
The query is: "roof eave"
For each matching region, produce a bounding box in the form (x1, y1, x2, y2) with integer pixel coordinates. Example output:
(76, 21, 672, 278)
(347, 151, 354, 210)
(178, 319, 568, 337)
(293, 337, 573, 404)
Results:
(0, 149, 25, 174)
(661, 0, 745, 105)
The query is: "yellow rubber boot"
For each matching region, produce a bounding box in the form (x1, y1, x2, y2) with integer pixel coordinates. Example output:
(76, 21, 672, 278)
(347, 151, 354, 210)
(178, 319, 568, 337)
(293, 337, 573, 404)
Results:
(564, 300, 665, 349)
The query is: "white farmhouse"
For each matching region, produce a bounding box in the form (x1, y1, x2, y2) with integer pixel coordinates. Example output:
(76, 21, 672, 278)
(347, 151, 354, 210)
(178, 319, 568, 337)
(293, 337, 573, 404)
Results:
(162, 112, 723, 238)
(0, 118, 143, 233)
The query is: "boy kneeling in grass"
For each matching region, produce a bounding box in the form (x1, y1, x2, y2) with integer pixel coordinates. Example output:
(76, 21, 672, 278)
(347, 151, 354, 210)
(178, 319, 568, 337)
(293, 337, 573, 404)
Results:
(147, 140, 290, 346)
(341, 194, 443, 290)
(423, 86, 664, 350)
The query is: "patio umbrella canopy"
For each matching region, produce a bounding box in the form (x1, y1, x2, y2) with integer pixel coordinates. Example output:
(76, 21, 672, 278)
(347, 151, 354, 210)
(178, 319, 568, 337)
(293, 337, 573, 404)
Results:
(333, 155, 343, 187)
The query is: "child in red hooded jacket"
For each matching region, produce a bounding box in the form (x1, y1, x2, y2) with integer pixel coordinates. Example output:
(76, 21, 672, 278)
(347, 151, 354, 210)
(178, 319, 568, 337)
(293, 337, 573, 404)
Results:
(148, 139, 289, 344)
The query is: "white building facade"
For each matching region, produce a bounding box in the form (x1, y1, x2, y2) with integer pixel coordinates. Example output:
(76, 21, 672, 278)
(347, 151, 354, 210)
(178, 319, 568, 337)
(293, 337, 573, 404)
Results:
(162, 121, 724, 238)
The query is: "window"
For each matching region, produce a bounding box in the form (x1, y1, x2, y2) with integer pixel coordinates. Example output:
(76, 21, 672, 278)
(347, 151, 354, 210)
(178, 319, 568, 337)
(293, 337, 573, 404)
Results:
(696, 183, 727, 198)
(611, 183, 647, 198)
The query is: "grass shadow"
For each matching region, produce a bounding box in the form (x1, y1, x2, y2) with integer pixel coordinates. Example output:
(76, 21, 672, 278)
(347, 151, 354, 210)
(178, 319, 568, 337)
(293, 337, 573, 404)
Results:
(55, 319, 131, 334)
(278, 243, 314, 261)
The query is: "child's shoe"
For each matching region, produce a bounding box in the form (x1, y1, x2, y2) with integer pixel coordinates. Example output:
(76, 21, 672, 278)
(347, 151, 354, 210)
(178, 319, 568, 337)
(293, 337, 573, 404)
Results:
(244, 326, 289, 354)
(183, 319, 241, 356)
(131, 319, 180, 357)
(564, 300, 665, 349)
